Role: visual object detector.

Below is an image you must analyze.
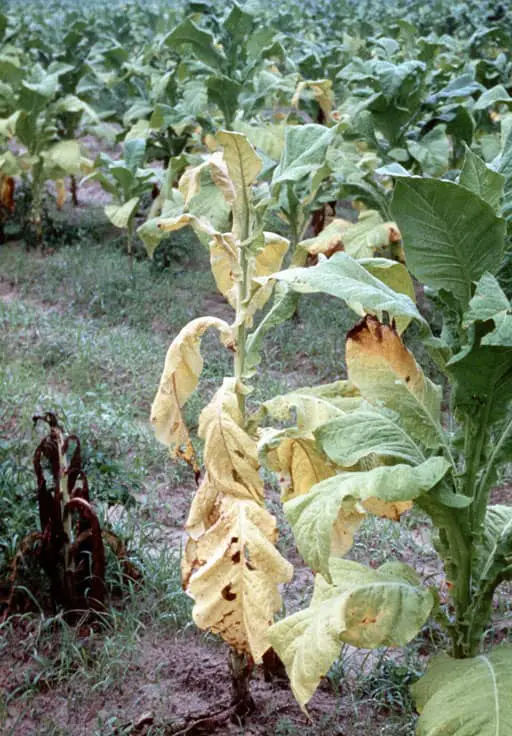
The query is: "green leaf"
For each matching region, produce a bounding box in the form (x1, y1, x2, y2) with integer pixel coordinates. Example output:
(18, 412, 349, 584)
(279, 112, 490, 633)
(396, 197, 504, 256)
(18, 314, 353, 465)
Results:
(124, 138, 146, 173)
(459, 147, 504, 210)
(216, 130, 262, 235)
(391, 178, 506, 308)
(105, 197, 140, 229)
(408, 125, 450, 177)
(271, 252, 425, 329)
(448, 346, 512, 424)
(284, 457, 450, 579)
(413, 646, 512, 736)
(245, 284, 299, 375)
(463, 273, 510, 328)
(164, 18, 225, 72)
(474, 505, 512, 588)
(44, 140, 82, 175)
(206, 75, 241, 127)
(316, 407, 425, 466)
(269, 559, 434, 710)
(272, 124, 335, 186)
(474, 85, 512, 110)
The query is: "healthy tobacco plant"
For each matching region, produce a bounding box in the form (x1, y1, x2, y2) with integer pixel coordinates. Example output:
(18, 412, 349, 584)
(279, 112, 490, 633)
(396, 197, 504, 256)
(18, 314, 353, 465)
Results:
(3, 413, 106, 618)
(258, 151, 512, 734)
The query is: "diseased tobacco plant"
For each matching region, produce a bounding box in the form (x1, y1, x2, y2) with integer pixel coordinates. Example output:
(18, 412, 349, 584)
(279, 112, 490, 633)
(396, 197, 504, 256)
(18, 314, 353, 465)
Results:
(3, 413, 106, 619)
(144, 129, 413, 713)
(146, 131, 295, 715)
(260, 150, 512, 734)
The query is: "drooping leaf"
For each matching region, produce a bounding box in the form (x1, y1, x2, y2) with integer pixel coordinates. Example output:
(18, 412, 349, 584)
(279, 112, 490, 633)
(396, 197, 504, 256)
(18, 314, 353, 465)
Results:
(260, 380, 361, 433)
(284, 457, 449, 578)
(198, 378, 264, 505)
(269, 559, 434, 710)
(186, 496, 293, 662)
(346, 316, 443, 448)
(413, 647, 512, 736)
(151, 317, 234, 468)
(105, 197, 139, 229)
(259, 430, 337, 502)
(271, 252, 425, 329)
(473, 505, 512, 589)
(44, 140, 82, 175)
(391, 178, 506, 307)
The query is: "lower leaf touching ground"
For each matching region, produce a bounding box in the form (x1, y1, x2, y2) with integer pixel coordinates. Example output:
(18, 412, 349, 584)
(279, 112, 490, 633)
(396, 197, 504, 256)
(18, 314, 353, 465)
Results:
(284, 457, 450, 580)
(151, 317, 234, 468)
(269, 559, 433, 710)
(184, 496, 293, 662)
(413, 646, 512, 736)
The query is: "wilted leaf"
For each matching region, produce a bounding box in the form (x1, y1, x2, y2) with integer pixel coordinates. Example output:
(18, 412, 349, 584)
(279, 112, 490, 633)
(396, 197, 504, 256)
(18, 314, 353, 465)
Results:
(186, 496, 293, 661)
(346, 316, 443, 448)
(151, 318, 234, 468)
(269, 559, 433, 710)
(105, 197, 139, 229)
(284, 457, 449, 579)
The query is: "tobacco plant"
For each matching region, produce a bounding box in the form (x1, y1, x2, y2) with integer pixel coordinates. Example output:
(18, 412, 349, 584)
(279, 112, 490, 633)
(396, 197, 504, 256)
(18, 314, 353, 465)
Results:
(259, 150, 512, 734)
(146, 131, 295, 714)
(3, 413, 106, 618)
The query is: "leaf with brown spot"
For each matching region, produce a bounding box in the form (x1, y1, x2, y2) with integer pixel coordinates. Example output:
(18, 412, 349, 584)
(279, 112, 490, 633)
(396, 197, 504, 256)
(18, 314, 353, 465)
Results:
(346, 316, 442, 448)
(185, 496, 293, 662)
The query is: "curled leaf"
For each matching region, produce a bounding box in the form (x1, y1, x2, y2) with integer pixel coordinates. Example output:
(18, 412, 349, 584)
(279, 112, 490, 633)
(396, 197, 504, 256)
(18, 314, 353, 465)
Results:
(151, 318, 234, 468)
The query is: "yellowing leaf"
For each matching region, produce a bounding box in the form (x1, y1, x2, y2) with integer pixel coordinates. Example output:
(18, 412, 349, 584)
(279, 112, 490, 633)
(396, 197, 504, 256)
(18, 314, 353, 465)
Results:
(296, 219, 352, 263)
(199, 378, 264, 504)
(261, 381, 361, 433)
(55, 179, 66, 209)
(186, 496, 293, 661)
(346, 316, 442, 448)
(216, 130, 262, 237)
(151, 318, 234, 468)
(105, 197, 139, 229)
(260, 431, 337, 501)
(292, 79, 333, 122)
(269, 560, 433, 710)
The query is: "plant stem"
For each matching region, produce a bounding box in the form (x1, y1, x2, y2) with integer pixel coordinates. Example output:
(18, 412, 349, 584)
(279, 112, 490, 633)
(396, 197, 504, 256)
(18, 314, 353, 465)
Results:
(228, 174, 255, 717)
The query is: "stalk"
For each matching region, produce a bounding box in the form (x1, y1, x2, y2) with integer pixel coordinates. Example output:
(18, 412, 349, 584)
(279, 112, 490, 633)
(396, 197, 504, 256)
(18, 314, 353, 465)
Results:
(229, 179, 255, 717)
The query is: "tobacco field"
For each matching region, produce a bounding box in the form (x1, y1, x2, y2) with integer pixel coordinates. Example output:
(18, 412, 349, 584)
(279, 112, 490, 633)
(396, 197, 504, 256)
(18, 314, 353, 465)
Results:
(0, 0, 511, 733)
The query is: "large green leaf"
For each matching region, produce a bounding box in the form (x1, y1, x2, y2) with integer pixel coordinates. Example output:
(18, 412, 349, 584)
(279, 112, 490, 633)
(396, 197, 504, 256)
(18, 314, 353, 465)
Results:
(316, 407, 425, 466)
(269, 559, 434, 710)
(391, 178, 506, 307)
(449, 345, 512, 423)
(459, 147, 504, 210)
(272, 124, 335, 186)
(413, 646, 512, 736)
(164, 18, 225, 72)
(271, 252, 425, 329)
(284, 457, 450, 579)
